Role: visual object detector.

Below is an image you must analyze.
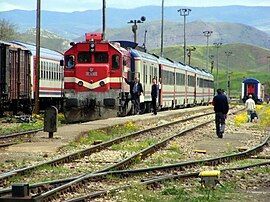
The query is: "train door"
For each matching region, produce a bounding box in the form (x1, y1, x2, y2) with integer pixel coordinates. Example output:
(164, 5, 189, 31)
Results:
(247, 83, 255, 95)
(194, 74, 197, 104)
(185, 70, 187, 106)
(158, 64, 162, 106)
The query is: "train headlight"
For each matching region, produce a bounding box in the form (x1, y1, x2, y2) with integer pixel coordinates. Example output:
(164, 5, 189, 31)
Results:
(89, 41, 95, 52)
(99, 81, 105, 87)
(78, 81, 84, 86)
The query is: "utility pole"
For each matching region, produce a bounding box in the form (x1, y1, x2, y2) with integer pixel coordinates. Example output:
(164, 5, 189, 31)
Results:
(128, 16, 146, 43)
(203, 30, 213, 70)
(160, 0, 164, 57)
(225, 51, 232, 97)
(102, 0, 106, 40)
(209, 55, 215, 73)
(178, 8, 191, 64)
(228, 72, 232, 98)
(143, 29, 147, 52)
(213, 42, 222, 91)
(34, 0, 41, 114)
(186, 46, 196, 66)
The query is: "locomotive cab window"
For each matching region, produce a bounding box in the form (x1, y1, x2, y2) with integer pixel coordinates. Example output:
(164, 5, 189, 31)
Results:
(78, 52, 91, 63)
(112, 54, 120, 69)
(95, 52, 108, 63)
(65, 55, 75, 68)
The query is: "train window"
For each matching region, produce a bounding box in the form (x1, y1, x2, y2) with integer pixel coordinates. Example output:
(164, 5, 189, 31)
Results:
(40, 61, 43, 79)
(45, 62, 48, 79)
(112, 54, 120, 69)
(144, 64, 148, 84)
(77, 52, 91, 63)
(65, 55, 75, 68)
(95, 52, 108, 63)
(154, 67, 157, 79)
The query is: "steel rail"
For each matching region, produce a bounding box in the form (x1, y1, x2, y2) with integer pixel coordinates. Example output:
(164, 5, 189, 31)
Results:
(0, 110, 216, 184)
(0, 142, 17, 148)
(32, 119, 215, 201)
(0, 129, 42, 139)
(1, 115, 264, 200)
(66, 160, 270, 202)
(32, 109, 247, 201)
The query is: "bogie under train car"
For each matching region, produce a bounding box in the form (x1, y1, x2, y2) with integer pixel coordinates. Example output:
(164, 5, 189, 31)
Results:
(242, 78, 264, 104)
(63, 33, 214, 123)
(0, 41, 64, 115)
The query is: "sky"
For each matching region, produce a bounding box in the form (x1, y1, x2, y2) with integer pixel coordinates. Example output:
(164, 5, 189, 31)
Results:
(0, 0, 270, 12)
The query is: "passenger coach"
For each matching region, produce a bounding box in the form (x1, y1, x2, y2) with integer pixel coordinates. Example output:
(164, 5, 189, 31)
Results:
(0, 41, 64, 115)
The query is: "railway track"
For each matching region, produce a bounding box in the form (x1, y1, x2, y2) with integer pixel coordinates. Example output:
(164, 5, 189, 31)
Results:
(66, 160, 270, 202)
(0, 109, 220, 185)
(0, 107, 251, 201)
(48, 135, 270, 201)
(0, 125, 268, 201)
(0, 129, 43, 148)
(0, 107, 212, 149)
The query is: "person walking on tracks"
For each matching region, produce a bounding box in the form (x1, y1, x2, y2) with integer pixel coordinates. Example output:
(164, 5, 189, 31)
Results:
(151, 78, 158, 115)
(245, 94, 256, 122)
(212, 89, 229, 138)
(124, 76, 143, 115)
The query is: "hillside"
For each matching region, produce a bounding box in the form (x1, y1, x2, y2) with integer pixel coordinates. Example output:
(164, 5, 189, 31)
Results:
(151, 43, 270, 96)
(1, 6, 270, 39)
(17, 29, 70, 52)
(151, 43, 270, 72)
(102, 21, 270, 49)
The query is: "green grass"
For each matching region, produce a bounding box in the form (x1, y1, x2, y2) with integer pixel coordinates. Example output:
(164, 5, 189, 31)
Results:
(151, 43, 270, 97)
(111, 138, 158, 152)
(115, 181, 241, 202)
(61, 121, 139, 151)
(0, 120, 43, 136)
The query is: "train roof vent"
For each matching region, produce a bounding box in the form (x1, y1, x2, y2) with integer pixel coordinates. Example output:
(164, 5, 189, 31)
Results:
(85, 33, 103, 42)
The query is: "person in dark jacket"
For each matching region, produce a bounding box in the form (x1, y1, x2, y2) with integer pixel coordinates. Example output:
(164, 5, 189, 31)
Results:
(151, 78, 158, 115)
(124, 77, 143, 114)
(212, 89, 229, 138)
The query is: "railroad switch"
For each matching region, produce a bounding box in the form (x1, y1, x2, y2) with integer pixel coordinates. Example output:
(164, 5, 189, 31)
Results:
(0, 183, 35, 201)
(199, 170, 220, 188)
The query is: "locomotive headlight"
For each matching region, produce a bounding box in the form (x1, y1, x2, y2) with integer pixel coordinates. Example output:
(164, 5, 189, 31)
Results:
(78, 81, 84, 86)
(89, 41, 95, 52)
(99, 81, 105, 87)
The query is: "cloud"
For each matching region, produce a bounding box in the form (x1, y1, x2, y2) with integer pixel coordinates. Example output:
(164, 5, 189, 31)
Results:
(0, 2, 27, 11)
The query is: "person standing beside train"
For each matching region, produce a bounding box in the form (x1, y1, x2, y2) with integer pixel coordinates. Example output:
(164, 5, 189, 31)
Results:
(151, 78, 158, 115)
(124, 76, 143, 115)
(245, 94, 256, 122)
(212, 89, 229, 138)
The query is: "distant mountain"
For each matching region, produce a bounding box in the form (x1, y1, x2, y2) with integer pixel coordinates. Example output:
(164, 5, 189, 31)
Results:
(1, 6, 270, 39)
(75, 21, 270, 50)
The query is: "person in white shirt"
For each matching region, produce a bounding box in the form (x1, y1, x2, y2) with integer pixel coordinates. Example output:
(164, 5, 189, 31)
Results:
(245, 94, 256, 122)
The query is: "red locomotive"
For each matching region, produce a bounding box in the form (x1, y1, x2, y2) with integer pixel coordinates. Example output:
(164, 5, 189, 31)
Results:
(63, 33, 214, 123)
